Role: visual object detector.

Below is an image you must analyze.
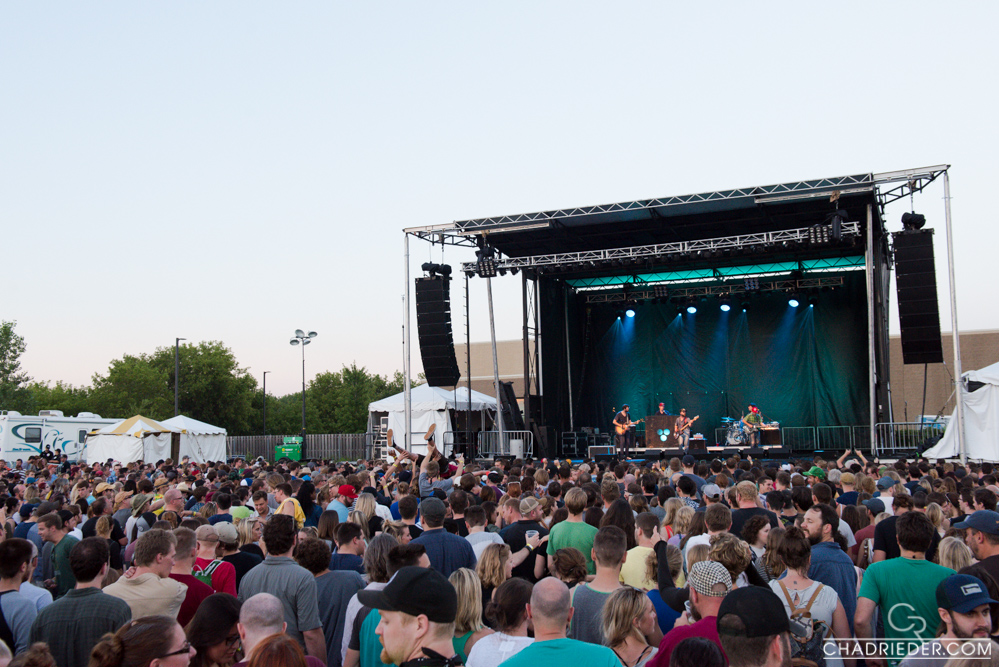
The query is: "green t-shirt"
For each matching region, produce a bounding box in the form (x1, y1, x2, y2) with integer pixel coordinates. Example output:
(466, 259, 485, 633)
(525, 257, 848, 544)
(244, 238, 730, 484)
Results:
(499, 638, 618, 667)
(858, 557, 954, 664)
(52, 535, 79, 599)
(546, 520, 599, 574)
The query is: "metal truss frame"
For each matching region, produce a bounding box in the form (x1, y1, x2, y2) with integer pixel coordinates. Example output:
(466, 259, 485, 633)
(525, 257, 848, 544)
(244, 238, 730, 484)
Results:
(402, 165, 948, 246)
(458, 222, 861, 274)
(583, 276, 846, 304)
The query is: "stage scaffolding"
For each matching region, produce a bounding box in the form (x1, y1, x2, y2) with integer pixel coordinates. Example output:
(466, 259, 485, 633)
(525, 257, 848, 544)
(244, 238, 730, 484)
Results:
(403, 165, 967, 462)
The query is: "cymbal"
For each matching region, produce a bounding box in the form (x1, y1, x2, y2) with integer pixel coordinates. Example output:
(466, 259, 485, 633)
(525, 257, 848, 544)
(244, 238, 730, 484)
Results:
(720, 417, 735, 423)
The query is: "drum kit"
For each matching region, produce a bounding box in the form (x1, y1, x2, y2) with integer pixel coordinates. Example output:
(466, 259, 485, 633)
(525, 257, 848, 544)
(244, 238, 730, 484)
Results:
(721, 417, 780, 445)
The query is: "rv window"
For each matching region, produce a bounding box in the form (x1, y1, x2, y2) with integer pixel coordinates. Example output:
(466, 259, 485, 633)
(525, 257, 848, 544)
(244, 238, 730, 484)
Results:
(25, 427, 41, 444)
(79, 430, 87, 444)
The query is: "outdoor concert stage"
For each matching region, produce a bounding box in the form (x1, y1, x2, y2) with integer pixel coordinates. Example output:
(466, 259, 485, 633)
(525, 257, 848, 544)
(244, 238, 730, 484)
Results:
(404, 167, 952, 459)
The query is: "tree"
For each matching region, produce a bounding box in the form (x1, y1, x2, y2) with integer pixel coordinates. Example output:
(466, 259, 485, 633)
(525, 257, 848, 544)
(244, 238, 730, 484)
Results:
(0, 321, 33, 412)
(304, 363, 415, 434)
(89, 341, 258, 434)
(27, 381, 92, 417)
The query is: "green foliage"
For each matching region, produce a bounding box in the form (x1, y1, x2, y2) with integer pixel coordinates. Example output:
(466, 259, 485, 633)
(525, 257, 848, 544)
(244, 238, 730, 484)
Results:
(305, 363, 412, 433)
(16, 330, 415, 437)
(0, 321, 33, 412)
(26, 381, 92, 417)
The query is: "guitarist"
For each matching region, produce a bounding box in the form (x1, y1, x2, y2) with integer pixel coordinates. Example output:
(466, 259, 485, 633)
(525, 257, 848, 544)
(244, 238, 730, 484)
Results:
(675, 408, 697, 453)
(741, 403, 763, 447)
(613, 404, 636, 457)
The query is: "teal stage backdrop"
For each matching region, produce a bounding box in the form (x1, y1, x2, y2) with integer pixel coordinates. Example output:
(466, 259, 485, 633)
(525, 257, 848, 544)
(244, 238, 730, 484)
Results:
(568, 272, 870, 442)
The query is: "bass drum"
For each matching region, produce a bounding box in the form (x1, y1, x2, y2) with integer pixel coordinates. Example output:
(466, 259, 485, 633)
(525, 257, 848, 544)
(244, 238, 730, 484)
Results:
(726, 423, 745, 446)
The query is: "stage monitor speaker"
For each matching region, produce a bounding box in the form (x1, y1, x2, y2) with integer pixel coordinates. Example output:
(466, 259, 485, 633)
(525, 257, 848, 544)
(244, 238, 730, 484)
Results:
(588, 445, 616, 459)
(415, 277, 461, 387)
(893, 230, 944, 364)
(687, 449, 711, 460)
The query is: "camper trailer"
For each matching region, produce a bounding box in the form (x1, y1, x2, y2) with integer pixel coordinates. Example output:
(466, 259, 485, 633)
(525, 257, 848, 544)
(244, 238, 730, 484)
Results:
(0, 410, 120, 463)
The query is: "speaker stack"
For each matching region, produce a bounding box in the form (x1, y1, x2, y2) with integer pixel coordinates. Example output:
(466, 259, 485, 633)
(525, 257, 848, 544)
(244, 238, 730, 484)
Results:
(415, 276, 461, 387)
(893, 229, 944, 364)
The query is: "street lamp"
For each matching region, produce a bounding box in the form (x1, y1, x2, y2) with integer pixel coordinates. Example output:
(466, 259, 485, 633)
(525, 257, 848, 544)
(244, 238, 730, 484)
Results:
(262, 371, 271, 436)
(290, 330, 317, 443)
(175, 338, 186, 416)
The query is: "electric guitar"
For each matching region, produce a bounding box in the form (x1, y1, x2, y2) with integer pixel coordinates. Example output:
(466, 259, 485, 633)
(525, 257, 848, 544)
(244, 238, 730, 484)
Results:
(676, 415, 700, 432)
(614, 418, 644, 436)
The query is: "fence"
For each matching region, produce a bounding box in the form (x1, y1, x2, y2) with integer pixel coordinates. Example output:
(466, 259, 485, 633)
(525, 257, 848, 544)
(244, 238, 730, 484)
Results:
(873, 422, 944, 456)
(227, 434, 372, 462)
(478, 430, 534, 458)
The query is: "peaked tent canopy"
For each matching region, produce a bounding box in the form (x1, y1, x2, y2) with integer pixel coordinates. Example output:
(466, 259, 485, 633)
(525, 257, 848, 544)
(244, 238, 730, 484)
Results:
(923, 361, 999, 461)
(161, 415, 227, 463)
(368, 385, 498, 449)
(85, 415, 178, 465)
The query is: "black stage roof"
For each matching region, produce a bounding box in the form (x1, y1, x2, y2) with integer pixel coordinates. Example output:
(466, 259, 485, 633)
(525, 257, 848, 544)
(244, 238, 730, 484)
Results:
(456, 173, 883, 258)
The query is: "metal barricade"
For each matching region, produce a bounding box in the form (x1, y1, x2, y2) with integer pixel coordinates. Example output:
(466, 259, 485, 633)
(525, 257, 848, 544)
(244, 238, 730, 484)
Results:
(781, 427, 817, 451)
(817, 426, 854, 451)
(478, 430, 534, 458)
(874, 422, 945, 456)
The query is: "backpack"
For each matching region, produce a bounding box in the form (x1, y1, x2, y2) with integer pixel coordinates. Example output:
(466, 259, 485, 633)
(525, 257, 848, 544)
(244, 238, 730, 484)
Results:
(193, 559, 224, 588)
(777, 580, 830, 667)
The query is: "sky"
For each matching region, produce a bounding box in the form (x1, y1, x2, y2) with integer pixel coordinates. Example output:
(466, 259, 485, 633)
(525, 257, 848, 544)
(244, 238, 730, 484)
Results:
(2, 2, 997, 398)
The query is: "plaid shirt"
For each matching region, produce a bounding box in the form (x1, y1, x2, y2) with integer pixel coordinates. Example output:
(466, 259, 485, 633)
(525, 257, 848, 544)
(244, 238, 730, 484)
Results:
(30, 587, 132, 667)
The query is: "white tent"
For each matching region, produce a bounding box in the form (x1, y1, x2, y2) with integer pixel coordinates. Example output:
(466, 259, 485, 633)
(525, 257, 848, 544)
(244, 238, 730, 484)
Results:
(923, 361, 999, 460)
(85, 415, 178, 465)
(368, 385, 498, 450)
(161, 415, 227, 463)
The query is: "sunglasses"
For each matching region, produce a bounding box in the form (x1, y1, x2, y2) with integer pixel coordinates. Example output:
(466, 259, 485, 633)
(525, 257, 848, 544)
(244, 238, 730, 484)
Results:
(161, 641, 193, 658)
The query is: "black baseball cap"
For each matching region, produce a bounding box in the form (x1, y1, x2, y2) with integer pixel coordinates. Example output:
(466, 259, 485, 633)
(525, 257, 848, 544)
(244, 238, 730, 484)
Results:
(718, 587, 792, 638)
(357, 566, 457, 623)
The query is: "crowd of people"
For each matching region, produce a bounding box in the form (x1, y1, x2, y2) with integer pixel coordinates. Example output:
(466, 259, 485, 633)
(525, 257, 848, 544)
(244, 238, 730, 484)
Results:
(2, 441, 999, 667)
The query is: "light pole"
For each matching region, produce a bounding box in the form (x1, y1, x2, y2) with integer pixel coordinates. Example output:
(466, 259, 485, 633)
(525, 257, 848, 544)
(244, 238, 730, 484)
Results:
(262, 371, 270, 436)
(175, 338, 186, 416)
(290, 330, 317, 443)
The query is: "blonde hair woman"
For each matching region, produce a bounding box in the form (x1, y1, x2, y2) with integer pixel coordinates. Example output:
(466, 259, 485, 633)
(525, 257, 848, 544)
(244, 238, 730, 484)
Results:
(937, 536, 974, 572)
(237, 517, 264, 558)
(476, 543, 512, 603)
(601, 587, 661, 667)
(926, 502, 947, 536)
(348, 510, 370, 541)
(449, 568, 493, 663)
(660, 498, 683, 540)
(197, 501, 218, 520)
(666, 506, 695, 547)
(354, 493, 382, 536)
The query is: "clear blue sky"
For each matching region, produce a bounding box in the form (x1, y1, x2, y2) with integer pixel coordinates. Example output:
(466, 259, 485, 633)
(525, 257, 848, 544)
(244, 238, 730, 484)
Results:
(3, 2, 996, 397)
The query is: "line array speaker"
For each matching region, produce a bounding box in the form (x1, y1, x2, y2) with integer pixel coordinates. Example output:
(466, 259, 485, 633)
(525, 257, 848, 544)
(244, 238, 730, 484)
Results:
(893, 230, 944, 364)
(415, 277, 461, 387)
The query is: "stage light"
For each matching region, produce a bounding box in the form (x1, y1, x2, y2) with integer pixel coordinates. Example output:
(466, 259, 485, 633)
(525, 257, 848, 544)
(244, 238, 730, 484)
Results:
(788, 296, 800, 308)
(902, 212, 926, 231)
(625, 309, 636, 318)
(660, 434, 667, 442)
(616, 310, 624, 320)
(741, 298, 750, 312)
(720, 295, 731, 312)
(808, 293, 819, 307)
(686, 304, 697, 314)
